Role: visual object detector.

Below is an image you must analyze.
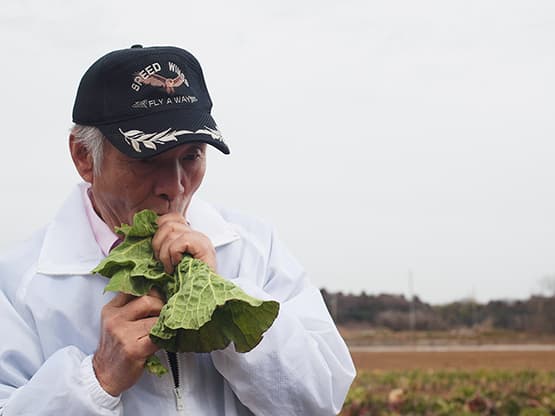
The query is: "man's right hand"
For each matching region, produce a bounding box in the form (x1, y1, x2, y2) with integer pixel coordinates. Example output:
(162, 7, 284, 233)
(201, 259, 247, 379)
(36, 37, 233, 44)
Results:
(93, 290, 164, 396)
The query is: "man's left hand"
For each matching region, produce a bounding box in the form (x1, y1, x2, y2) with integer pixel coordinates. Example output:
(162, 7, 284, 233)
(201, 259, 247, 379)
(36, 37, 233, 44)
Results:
(152, 212, 217, 274)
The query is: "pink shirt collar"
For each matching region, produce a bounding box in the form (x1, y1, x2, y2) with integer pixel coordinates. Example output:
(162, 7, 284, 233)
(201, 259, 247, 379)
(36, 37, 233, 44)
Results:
(80, 183, 119, 257)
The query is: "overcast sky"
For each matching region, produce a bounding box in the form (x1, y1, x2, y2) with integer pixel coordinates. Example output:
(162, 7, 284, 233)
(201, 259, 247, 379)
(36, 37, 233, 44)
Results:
(1, 0, 555, 304)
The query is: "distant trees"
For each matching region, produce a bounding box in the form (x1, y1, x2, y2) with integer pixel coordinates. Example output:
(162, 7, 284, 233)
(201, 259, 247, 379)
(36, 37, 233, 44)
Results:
(320, 289, 555, 333)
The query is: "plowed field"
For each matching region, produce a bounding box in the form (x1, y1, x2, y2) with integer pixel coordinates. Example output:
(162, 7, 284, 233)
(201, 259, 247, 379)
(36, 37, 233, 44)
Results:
(351, 349, 555, 371)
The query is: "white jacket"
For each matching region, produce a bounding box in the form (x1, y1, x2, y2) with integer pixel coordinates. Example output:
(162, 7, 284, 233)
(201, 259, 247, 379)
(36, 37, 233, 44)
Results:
(0, 184, 355, 415)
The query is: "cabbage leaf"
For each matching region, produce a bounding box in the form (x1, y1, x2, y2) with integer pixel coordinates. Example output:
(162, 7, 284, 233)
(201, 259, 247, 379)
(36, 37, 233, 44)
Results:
(92, 209, 280, 375)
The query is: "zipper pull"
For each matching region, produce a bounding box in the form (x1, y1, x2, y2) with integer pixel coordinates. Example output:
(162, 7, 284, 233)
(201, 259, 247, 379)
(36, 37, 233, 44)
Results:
(173, 387, 184, 411)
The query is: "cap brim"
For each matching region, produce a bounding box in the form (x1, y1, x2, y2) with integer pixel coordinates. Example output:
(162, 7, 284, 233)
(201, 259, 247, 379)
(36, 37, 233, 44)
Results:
(97, 109, 230, 158)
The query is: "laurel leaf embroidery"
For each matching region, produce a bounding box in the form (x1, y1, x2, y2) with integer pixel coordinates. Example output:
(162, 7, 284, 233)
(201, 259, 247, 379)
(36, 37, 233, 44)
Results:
(174, 130, 194, 136)
(150, 128, 173, 141)
(143, 141, 157, 150)
(136, 133, 157, 142)
(159, 135, 178, 143)
(119, 126, 224, 152)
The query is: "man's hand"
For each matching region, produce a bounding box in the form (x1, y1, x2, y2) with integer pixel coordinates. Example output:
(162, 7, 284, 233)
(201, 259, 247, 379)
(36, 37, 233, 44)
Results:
(93, 290, 164, 396)
(152, 212, 217, 273)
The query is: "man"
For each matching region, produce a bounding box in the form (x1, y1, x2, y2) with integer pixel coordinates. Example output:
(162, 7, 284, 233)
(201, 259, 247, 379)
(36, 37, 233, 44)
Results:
(0, 45, 355, 415)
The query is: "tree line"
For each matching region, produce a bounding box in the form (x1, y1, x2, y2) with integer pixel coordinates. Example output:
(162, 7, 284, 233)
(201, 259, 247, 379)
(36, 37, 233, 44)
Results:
(320, 290, 555, 333)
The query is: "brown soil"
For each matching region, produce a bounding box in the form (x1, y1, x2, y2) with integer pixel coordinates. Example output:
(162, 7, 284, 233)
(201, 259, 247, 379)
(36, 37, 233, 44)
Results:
(351, 350, 555, 371)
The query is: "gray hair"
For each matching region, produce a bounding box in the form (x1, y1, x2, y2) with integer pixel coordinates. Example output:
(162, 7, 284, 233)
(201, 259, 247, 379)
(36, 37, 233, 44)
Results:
(70, 124, 105, 176)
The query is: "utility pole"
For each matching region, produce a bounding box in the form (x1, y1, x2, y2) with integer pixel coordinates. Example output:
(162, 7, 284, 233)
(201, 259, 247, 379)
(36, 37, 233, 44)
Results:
(408, 269, 415, 332)
(331, 292, 338, 322)
(470, 285, 476, 328)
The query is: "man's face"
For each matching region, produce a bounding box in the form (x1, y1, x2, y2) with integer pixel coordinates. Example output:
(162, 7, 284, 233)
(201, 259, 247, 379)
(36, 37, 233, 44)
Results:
(89, 141, 207, 231)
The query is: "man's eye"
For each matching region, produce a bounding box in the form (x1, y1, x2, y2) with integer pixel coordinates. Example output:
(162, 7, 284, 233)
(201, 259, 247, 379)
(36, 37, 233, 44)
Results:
(183, 152, 201, 161)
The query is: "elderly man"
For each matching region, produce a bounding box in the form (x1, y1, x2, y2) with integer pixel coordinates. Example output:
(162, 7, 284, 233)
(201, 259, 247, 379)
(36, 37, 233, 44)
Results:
(0, 45, 355, 415)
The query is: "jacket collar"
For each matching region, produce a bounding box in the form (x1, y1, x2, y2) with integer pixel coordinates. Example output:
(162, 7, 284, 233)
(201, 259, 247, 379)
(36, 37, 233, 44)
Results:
(37, 183, 240, 275)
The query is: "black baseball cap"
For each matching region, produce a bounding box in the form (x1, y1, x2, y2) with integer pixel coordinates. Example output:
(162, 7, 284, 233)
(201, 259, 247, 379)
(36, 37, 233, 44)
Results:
(72, 45, 230, 158)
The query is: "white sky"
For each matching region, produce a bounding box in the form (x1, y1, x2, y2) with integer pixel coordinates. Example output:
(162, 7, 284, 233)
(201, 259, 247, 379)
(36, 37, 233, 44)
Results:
(1, 0, 555, 304)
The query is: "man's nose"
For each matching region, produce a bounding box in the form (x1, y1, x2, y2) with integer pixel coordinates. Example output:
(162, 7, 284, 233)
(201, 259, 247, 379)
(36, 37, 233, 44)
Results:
(153, 162, 185, 201)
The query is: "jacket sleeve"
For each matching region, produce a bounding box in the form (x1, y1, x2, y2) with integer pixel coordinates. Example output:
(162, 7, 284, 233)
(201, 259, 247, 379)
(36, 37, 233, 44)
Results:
(0, 282, 122, 415)
(211, 228, 356, 415)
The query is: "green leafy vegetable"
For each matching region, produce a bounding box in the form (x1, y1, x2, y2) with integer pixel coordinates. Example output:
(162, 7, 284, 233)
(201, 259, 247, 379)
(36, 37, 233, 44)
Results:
(92, 209, 280, 375)
(145, 355, 168, 376)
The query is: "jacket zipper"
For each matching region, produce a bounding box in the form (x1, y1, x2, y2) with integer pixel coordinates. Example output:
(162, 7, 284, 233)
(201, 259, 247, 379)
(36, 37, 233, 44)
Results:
(167, 351, 184, 411)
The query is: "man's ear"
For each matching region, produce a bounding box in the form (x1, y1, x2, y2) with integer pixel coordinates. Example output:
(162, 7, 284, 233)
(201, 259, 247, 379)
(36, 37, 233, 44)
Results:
(69, 134, 95, 183)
